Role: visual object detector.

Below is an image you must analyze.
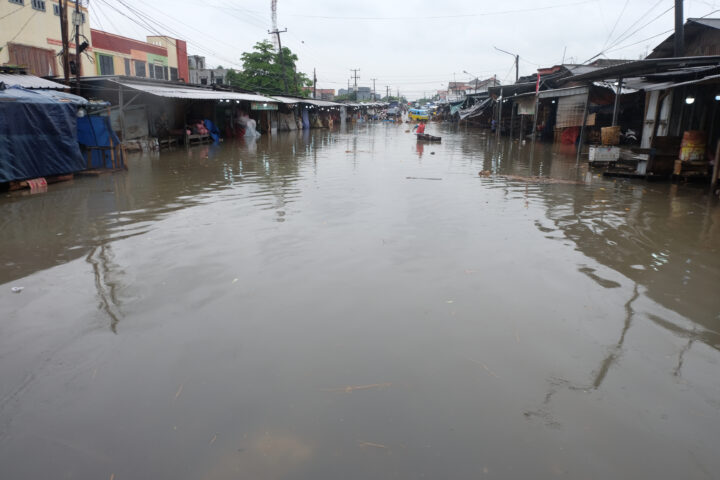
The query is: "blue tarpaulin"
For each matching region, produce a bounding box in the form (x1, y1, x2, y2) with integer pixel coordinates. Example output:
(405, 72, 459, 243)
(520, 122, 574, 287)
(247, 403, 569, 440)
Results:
(0, 86, 86, 183)
(77, 116, 122, 169)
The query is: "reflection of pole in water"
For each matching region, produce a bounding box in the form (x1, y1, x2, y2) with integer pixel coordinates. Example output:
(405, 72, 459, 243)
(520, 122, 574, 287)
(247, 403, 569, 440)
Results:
(86, 244, 124, 333)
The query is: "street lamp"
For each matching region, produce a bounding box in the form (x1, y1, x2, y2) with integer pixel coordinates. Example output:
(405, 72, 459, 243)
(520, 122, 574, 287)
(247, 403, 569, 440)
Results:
(462, 70, 479, 94)
(494, 46, 519, 83)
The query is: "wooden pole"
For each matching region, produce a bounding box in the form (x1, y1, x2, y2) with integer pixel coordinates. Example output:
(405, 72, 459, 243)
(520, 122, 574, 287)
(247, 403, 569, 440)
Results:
(74, 0, 81, 95)
(711, 140, 720, 193)
(530, 94, 539, 156)
(576, 89, 592, 163)
(59, 0, 70, 84)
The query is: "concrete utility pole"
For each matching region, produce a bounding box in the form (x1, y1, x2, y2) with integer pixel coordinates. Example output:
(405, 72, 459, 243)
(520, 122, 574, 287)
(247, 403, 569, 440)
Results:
(350, 68, 360, 101)
(386, 85, 390, 100)
(674, 0, 684, 57)
(371, 78, 376, 101)
(74, 0, 81, 94)
(268, 28, 289, 93)
(59, 0, 70, 84)
(313, 68, 317, 99)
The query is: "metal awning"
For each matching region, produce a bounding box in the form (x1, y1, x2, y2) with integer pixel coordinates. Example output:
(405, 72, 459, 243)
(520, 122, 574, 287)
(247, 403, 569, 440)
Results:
(643, 72, 720, 91)
(270, 96, 342, 107)
(113, 80, 277, 102)
(0, 74, 69, 90)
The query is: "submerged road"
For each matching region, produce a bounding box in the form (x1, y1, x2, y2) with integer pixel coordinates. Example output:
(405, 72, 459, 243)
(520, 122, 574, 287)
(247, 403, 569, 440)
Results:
(1, 123, 719, 479)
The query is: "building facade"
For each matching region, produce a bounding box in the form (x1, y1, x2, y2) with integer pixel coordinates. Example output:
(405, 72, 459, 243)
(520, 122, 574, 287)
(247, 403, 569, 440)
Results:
(187, 55, 229, 86)
(91, 30, 188, 82)
(0, 0, 93, 77)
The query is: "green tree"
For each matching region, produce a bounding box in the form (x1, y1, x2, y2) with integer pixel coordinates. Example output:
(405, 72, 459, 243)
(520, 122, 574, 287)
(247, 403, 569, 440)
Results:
(227, 40, 311, 96)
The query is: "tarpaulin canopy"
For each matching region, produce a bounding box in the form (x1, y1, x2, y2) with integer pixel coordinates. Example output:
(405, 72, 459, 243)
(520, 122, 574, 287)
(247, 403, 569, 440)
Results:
(0, 87, 86, 182)
(459, 98, 492, 120)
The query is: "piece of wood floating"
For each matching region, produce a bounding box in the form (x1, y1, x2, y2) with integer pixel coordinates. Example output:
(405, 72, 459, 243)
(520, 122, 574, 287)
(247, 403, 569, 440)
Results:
(406, 176, 442, 181)
(322, 382, 392, 393)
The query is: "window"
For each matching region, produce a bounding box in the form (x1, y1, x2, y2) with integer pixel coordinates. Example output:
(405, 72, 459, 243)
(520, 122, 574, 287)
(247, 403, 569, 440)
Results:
(124, 58, 131, 76)
(31, 0, 44, 11)
(200, 77, 207, 85)
(53, 3, 59, 15)
(169, 67, 178, 81)
(154, 65, 165, 80)
(98, 54, 114, 75)
(9, 0, 24, 5)
(134, 60, 146, 77)
(215, 77, 223, 85)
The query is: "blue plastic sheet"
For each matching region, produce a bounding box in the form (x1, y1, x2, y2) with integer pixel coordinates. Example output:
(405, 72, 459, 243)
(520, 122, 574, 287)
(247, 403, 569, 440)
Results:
(0, 87, 86, 183)
(77, 116, 122, 169)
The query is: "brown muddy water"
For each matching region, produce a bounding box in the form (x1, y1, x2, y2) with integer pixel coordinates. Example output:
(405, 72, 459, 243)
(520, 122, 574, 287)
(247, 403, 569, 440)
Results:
(1, 123, 719, 479)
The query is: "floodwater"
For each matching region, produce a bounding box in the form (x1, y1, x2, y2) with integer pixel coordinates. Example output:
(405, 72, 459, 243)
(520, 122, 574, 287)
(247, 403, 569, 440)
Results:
(1, 123, 719, 480)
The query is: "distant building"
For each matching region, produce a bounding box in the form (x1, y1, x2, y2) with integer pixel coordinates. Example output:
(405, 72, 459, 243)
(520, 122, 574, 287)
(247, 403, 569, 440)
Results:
(91, 30, 188, 82)
(316, 88, 335, 100)
(0, 0, 93, 77)
(647, 18, 720, 58)
(187, 55, 230, 85)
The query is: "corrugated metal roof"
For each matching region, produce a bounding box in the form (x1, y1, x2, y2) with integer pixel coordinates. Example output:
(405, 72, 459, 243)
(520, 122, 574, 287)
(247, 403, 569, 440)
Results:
(0, 74, 68, 90)
(114, 81, 277, 102)
(689, 18, 720, 30)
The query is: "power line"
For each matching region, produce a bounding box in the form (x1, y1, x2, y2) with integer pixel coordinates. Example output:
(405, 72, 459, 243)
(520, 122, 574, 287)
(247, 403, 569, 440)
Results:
(283, 0, 595, 20)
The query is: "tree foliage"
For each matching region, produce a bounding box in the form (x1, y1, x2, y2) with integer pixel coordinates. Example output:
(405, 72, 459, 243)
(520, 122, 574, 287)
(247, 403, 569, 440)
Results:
(227, 41, 311, 96)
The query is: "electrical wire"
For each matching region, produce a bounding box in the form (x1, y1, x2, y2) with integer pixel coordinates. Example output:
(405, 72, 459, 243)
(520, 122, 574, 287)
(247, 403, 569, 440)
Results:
(281, 0, 595, 20)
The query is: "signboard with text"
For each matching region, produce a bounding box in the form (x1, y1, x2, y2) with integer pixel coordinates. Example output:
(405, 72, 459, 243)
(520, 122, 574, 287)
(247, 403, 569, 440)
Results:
(251, 102, 278, 111)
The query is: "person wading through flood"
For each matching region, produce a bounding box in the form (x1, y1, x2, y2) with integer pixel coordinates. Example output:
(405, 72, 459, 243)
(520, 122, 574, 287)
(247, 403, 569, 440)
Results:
(413, 120, 426, 135)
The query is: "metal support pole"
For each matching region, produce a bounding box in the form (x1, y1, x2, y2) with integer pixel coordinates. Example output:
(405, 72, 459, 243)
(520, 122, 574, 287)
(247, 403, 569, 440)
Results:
(576, 91, 591, 163)
(118, 85, 126, 141)
(530, 95, 539, 159)
(497, 88, 504, 139)
(612, 77, 623, 126)
(674, 0, 684, 57)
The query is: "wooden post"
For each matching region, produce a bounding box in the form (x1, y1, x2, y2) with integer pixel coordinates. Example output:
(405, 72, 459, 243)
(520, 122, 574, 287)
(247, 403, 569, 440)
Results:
(509, 102, 515, 141)
(576, 89, 592, 163)
(711, 140, 720, 193)
(530, 94, 539, 157)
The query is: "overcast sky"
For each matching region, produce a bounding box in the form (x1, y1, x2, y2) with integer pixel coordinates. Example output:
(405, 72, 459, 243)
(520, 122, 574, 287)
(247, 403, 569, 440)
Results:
(90, 0, 719, 99)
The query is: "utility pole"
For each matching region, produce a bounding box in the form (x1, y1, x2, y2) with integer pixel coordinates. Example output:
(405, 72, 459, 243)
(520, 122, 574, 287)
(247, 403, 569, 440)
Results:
(674, 0, 684, 57)
(73, 0, 81, 94)
(268, 28, 289, 93)
(386, 85, 390, 101)
(59, 0, 70, 84)
(371, 78, 376, 101)
(350, 68, 360, 100)
(313, 68, 317, 99)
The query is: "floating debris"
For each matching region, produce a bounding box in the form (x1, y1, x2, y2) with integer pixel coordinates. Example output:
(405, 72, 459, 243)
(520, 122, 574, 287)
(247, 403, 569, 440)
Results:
(323, 383, 392, 393)
(11, 286, 24, 293)
(359, 441, 387, 449)
(499, 175, 584, 185)
(174, 383, 184, 401)
(406, 177, 442, 181)
(478, 170, 492, 177)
